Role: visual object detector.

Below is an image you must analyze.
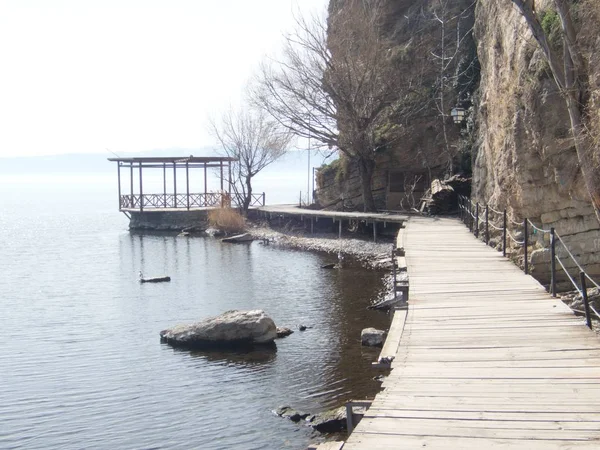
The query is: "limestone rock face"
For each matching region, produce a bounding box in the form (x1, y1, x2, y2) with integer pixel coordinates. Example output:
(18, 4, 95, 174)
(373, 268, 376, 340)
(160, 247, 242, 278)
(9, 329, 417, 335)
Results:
(361, 328, 386, 347)
(473, 0, 600, 285)
(160, 310, 277, 348)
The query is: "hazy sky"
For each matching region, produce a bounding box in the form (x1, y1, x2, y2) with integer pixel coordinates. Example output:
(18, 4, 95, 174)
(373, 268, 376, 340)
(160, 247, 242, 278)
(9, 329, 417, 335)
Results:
(0, 0, 328, 158)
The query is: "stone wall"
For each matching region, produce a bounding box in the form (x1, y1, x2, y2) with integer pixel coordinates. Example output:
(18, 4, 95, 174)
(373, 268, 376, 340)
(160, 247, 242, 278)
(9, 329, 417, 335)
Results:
(128, 210, 209, 231)
(473, 0, 600, 286)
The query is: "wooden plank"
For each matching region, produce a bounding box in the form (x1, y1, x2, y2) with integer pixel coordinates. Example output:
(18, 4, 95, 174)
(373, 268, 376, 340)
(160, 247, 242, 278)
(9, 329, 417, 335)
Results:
(345, 216, 600, 449)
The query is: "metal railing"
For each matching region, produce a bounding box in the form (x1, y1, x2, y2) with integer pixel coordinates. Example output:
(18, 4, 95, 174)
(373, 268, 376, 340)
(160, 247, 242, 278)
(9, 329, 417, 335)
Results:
(458, 195, 600, 328)
(120, 192, 265, 210)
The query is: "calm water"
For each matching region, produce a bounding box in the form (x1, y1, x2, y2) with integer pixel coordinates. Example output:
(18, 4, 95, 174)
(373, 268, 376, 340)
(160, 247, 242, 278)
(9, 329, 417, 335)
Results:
(0, 176, 390, 450)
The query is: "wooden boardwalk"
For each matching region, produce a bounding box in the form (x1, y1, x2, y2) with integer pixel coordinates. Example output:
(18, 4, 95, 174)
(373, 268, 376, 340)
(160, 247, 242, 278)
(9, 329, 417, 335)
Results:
(258, 205, 408, 224)
(344, 217, 600, 449)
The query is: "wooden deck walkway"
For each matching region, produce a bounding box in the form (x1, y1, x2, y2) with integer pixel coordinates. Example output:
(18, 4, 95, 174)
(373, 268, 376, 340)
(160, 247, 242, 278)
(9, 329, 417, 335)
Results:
(258, 205, 408, 224)
(343, 216, 600, 449)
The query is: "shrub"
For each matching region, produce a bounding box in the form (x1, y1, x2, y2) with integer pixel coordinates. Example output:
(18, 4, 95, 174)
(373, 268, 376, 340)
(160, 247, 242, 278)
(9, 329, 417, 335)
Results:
(208, 208, 246, 234)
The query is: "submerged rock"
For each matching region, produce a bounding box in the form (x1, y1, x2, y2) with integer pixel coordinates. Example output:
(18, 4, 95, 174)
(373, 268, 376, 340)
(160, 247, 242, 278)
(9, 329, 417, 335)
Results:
(160, 310, 277, 349)
(274, 406, 310, 422)
(309, 406, 348, 432)
(361, 328, 386, 347)
(276, 327, 294, 338)
(205, 227, 225, 237)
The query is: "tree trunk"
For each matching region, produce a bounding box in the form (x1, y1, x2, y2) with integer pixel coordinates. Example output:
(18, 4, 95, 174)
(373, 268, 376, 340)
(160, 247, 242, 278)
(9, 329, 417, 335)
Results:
(357, 157, 377, 212)
(242, 174, 252, 214)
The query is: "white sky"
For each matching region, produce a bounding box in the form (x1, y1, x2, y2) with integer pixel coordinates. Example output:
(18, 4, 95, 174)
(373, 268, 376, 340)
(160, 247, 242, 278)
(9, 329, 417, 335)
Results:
(0, 0, 328, 158)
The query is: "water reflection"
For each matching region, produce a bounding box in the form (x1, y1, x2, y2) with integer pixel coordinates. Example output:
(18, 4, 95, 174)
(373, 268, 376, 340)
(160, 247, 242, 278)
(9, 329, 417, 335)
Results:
(187, 346, 278, 367)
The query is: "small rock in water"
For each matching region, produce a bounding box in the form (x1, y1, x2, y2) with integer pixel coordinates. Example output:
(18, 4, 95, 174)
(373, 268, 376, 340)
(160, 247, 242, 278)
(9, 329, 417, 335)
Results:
(276, 327, 294, 338)
(309, 406, 348, 432)
(274, 406, 310, 423)
(361, 327, 386, 347)
(298, 325, 309, 331)
(378, 356, 395, 365)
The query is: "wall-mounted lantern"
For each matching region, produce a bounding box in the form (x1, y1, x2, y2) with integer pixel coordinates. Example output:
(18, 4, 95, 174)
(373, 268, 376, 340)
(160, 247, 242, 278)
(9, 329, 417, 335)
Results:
(450, 107, 466, 124)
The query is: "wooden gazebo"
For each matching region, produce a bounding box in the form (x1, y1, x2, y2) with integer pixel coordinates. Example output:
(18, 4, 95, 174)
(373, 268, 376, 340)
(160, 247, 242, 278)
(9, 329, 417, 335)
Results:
(108, 156, 238, 212)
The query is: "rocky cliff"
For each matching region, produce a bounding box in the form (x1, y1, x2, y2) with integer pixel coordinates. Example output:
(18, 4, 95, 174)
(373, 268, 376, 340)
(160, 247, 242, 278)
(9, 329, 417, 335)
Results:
(318, 0, 477, 211)
(473, 0, 600, 285)
(319, 0, 600, 287)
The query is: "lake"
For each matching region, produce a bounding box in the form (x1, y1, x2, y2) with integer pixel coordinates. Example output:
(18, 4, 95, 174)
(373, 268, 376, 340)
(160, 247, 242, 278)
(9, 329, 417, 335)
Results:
(0, 174, 390, 450)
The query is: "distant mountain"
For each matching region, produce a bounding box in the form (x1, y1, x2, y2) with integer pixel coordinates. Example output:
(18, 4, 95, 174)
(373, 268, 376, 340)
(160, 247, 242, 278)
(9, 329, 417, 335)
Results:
(0, 148, 333, 175)
(0, 148, 218, 174)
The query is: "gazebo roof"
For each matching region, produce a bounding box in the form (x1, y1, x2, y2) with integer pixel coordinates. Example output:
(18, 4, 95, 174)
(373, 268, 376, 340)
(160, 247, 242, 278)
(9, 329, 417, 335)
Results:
(107, 156, 237, 163)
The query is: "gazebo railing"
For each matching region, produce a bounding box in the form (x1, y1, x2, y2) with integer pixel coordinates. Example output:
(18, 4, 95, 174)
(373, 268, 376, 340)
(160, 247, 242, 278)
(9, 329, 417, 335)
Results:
(120, 192, 266, 210)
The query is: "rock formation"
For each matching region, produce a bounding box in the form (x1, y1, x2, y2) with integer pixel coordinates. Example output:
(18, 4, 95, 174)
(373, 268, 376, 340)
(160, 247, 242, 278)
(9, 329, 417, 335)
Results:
(160, 310, 277, 349)
(473, 0, 600, 284)
(361, 328, 386, 347)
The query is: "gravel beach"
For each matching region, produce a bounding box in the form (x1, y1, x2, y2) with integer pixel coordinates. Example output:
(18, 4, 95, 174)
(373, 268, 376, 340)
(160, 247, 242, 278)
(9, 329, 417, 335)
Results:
(247, 224, 395, 270)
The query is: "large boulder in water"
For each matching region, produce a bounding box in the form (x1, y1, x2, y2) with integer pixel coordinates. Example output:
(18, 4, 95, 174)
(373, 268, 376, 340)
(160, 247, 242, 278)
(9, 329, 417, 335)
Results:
(160, 310, 277, 349)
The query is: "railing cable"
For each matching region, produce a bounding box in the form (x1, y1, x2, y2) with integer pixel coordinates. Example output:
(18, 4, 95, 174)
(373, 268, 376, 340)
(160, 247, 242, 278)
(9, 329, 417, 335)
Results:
(585, 273, 600, 290)
(527, 218, 551, 234)
(506, 230, 524, 246)
(555, 256, 583, 296)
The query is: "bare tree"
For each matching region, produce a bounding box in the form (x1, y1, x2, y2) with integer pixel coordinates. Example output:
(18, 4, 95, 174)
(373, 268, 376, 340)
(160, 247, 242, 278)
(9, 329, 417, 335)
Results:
(210, 106, 292, 214)
(511, 0, 600, 224)
(253, 0, 405, 212)
(428, 0, 477, 173)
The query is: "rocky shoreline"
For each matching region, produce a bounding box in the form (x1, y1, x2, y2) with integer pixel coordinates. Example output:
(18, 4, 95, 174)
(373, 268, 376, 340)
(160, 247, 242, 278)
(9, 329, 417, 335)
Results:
(247, 224, 394, 270)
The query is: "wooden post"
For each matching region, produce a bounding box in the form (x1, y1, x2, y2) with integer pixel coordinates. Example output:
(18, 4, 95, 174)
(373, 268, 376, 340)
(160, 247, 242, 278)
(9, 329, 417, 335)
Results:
(503, 209, 507, 257)
(117, 162, 122, 210)
(475, 203, 479, 238)
(228, 161, 232, 196)
(338, 219, 342, 239)
(139, 162, 144, 211)
(220, 161, 224, 192)
(468, 200, 473, 232)
(550, 227, 556, 297)
(581, 272, 592, 329)
(129, 162, 134, 208)
(392, 245, 397, 296)
(373, 222, 377, 243)
(163, 162, 167, 207)
(186, 161, 190, 210)
(173, 162, 177, 207)
(485, 206, 489, 245)
(310, 217, 314, 234)
(346, 404, 354, 433)
(524, 219, 528, 275)
(262, 192, 265, 206)
(204, 162, 208, 206)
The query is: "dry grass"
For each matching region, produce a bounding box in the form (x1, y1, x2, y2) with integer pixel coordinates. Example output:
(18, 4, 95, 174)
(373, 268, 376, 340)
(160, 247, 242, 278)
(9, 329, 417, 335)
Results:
(208, 208, 246, 234)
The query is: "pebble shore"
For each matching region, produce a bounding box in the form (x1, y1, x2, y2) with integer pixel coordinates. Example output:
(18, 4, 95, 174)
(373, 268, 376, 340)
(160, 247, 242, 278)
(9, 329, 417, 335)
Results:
(247, 225, 394, 270)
